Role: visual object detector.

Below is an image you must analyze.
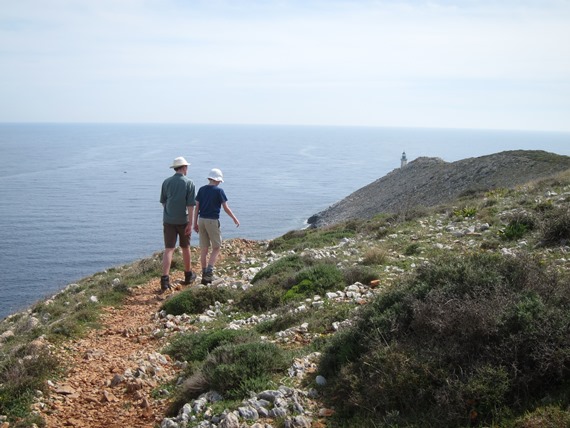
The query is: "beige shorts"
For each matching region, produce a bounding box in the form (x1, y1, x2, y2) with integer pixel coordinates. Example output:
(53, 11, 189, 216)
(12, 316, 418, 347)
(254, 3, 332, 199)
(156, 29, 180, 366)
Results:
(198, 217, 222, 249)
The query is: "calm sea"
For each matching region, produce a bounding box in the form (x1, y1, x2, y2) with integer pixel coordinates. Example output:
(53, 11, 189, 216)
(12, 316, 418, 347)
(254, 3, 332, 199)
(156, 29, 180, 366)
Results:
(1, 123, 570, 319)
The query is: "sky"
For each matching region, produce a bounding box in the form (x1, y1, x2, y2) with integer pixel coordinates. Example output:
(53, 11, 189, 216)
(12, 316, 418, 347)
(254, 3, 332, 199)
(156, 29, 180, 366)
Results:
(1, 0, 569, 132)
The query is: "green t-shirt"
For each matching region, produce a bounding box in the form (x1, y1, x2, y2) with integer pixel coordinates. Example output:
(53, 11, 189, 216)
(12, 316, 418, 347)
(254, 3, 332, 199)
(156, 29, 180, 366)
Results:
(160, 173, 196, 224)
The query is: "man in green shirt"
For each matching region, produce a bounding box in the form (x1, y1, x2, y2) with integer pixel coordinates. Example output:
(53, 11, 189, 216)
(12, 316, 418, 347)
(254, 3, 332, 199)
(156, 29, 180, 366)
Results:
(159, 156, 197, 292)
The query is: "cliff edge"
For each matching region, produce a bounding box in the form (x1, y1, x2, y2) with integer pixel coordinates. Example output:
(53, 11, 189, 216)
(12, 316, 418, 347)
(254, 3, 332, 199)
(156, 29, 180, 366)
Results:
(308, 150, 570, 228)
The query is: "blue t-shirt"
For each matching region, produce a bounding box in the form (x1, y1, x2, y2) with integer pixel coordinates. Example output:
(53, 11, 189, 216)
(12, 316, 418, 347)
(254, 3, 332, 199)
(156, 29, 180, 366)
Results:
(196, 184, 228, 220)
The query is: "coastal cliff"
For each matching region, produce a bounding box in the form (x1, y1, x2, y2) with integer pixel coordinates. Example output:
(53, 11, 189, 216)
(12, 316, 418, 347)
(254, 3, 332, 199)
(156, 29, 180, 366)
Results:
(308, 150, 570, 227)
(2, 150, 570, 427)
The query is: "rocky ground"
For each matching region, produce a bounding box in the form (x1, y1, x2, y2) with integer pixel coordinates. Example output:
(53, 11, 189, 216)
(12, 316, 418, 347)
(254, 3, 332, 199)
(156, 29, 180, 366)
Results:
(7, 174, 570, 428)
(36, 274, 187, 428)
(31, 240, 333, 428)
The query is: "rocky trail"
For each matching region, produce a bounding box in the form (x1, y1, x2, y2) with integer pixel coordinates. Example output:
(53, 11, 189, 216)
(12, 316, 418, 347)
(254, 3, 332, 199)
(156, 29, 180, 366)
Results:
(39, 275, 186, 428)
(34, 239, 327, 428)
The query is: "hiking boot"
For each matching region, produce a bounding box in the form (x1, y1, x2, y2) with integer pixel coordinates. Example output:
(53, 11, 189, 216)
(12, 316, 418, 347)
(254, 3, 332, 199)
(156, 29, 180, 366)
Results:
(184, 271, 197, 285)
(159, 275, 171, 293)
(201, 269, 213, 285)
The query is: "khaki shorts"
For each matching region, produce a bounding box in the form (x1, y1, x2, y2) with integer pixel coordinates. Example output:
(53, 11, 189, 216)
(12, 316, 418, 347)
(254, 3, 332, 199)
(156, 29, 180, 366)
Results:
(198, 217, 222, 249)
(163, 223, 190, 249)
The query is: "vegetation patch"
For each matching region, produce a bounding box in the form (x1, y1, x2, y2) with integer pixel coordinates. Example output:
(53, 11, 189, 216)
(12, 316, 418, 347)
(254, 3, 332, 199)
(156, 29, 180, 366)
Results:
(172, 342, 290, 409)
(539, 208, 570, 246)
(319, 252, 570, 427)
(163, 329, 260, 363)
(161, 286, 238, 316)
(267, 225, 355, 252)
(284, 262, 345, 300)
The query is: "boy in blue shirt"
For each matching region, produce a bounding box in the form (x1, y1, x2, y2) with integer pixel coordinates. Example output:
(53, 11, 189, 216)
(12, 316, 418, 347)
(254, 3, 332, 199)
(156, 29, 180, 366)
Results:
(193, 168, 240, 284)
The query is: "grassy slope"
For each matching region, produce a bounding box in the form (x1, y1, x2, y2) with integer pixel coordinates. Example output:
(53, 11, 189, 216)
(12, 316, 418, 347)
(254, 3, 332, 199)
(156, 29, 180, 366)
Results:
(1, 170, 570, 427)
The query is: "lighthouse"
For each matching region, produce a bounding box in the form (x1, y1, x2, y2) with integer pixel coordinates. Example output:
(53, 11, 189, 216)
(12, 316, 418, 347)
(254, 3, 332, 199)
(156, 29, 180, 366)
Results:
(401, 151, 408, 168)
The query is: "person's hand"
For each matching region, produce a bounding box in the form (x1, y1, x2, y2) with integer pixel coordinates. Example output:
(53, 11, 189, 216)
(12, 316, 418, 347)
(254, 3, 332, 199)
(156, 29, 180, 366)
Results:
(193, 224, 199, 233)
(185, 223, 192, 236)
(234, 219, 240, 228)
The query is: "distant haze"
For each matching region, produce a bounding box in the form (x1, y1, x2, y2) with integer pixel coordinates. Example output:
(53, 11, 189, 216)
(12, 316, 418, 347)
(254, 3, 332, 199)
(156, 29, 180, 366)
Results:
(1, 0, 569, 132)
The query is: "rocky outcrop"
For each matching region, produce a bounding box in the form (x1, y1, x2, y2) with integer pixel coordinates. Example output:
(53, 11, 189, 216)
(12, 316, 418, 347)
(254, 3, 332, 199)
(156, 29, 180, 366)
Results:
(308, 150, 570, 228)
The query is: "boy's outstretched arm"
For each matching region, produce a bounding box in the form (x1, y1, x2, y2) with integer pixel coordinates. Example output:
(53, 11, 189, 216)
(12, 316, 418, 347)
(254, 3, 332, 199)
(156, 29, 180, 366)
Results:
(222, 202, 240, 227)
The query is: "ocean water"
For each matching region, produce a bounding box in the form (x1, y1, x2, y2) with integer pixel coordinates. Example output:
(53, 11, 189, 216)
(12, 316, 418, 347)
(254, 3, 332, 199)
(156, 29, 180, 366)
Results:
(1, 123, 570, 319)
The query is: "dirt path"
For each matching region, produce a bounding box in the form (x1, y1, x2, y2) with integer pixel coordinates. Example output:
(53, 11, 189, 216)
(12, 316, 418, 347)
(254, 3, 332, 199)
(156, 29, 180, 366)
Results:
(40, 276, 184, 428)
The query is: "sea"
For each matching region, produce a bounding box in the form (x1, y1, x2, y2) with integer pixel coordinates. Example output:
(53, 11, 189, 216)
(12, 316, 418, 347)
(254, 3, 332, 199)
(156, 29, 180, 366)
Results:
(1, 123, 570, 319)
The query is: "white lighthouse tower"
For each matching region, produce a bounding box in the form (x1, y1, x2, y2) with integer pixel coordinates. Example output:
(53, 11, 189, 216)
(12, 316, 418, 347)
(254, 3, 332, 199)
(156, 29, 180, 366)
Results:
(401, 151, 408, 168)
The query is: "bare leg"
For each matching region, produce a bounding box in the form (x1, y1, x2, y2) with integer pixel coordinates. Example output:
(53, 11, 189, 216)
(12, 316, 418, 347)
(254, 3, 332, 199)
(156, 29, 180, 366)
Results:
(200, 247, 209, 271)
(208, 247, 221, 268)
(162, 248, 175, 276)
(181, 246, 191, 272)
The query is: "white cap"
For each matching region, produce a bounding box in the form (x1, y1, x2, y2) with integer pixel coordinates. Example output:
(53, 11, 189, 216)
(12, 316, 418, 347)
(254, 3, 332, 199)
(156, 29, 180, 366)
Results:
(207, 168, 224, 182)
(170, 157, 190, 168)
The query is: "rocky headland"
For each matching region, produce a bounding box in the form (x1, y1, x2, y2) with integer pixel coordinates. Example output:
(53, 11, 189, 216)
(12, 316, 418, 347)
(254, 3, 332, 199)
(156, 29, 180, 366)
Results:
(308, 150, 570, 227)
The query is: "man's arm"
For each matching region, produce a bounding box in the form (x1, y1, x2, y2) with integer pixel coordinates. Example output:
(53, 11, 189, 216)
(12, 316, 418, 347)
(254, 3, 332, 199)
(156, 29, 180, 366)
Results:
(193, 202, 200, 233)
(185, 205, 194, 235)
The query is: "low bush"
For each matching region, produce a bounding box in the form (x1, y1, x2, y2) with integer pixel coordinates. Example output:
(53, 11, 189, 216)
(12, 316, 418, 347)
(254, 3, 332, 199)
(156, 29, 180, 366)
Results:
(453, 206, 478, 219)
(319, 252, 570, 427)
(284, 262, 344, 300)
(362, 247, 389, 265)
(403, 242, 422, 256)
(236, 281, 283, 312)
(267, 225, 355, 252)
(255, 310, 308, 335)
(161, 286, 238, 316)
(511, 405, 570, 428)
(251, 254, 305, 285)
(343, 265, 379, 286)
(0, 347, 60, 422)
(539, 208, 570, 246)
(306, 302, 354, 334)
(176, 342, 289, 403)
(163, 329, 259, 363)
(500, 220, 530, 240)
(203, 342, 289, 399)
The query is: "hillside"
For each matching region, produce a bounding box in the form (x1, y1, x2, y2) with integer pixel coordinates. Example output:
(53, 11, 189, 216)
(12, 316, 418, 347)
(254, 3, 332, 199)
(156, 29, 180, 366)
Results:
(1, 154, 570, 427)
(308, 150, 570, 228)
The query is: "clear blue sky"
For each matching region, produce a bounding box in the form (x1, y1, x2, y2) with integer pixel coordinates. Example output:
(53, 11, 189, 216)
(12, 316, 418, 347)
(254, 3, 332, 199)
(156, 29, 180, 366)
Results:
(1, 0, 569, 131)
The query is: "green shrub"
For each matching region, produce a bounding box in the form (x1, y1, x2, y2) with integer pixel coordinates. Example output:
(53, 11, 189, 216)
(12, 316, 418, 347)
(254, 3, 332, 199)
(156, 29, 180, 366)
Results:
(306, 302, 354, 334)
(539, 208, 570, 246)
(46, 303, 101, 340)
(255, 311, 306, 334)
(201, 342, 289, 400)
(319, 252, 570, 427)
(485, 188, 509, 198)
(343, 265, 379, 286)
(284, 263, 344, 300)
(251, 255, 305, 285)
(267, 225, 356, 252)
(161, 286, 237, 315)
(164, 329, 259, 362)
(511, 405, 570, 428)
(403, 242, 421, 256)
(453, 206, 478, 218)
(500, 220, 529, 240)
(0, 348, 59, 421)
(237, 281, 283, 312)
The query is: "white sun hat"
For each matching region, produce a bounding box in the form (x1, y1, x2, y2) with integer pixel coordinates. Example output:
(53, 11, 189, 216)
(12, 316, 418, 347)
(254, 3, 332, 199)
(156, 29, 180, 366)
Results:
(170, 156, 190, 168)
(207, 168, 224, 182)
